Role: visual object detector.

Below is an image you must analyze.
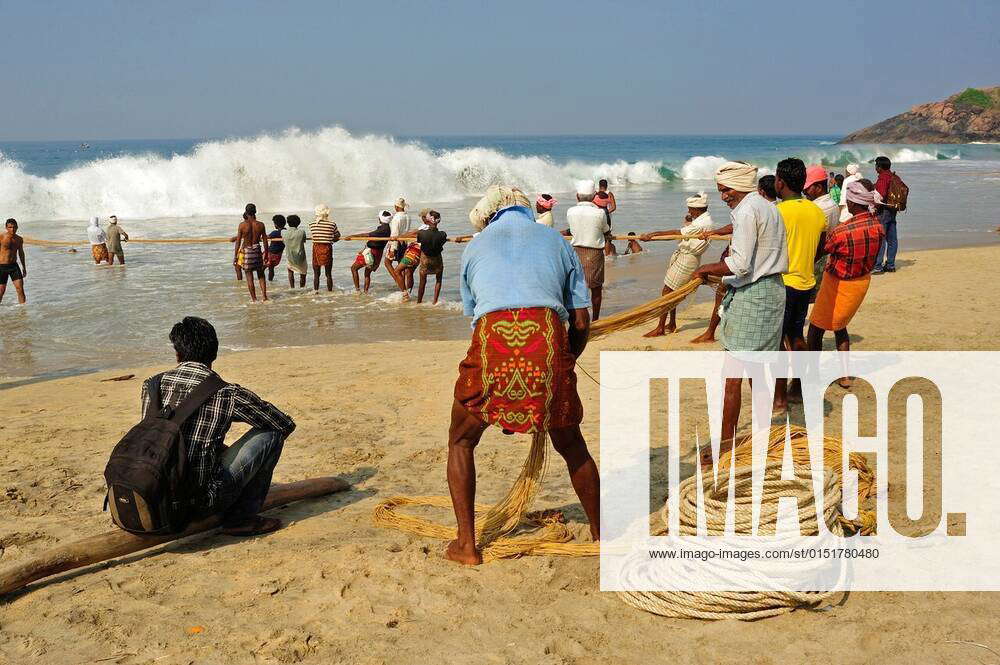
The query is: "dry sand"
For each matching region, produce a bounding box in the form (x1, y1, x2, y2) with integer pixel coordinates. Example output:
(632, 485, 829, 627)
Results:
(1, 244, 998, 664)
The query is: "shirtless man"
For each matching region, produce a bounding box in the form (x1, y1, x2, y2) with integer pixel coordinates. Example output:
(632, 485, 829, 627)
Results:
(233, 204, 269, 302)
(0, 218, 27, 305)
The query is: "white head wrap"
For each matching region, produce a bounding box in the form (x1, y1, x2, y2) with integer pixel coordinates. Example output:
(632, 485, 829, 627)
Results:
(468, 186, 531, 230)
(575, 180, 596, 197)
(714, 162, 758, 192)
(844, 180, 876, 212)
(314, 204, 330, 221)
(686, 192, 709, 208)
(378, 209, 393, 223)
(846, 163, 861, 176)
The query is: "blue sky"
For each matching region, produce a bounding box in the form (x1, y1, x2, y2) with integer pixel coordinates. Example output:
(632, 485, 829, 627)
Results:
(2, 0, 997, 140)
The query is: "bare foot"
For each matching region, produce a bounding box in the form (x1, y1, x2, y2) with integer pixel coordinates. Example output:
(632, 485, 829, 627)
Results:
(700, 438, 735, 466)
(444, 539, 482, 565)
(643, 327, 665, 338)
(690, 331, 716, 344)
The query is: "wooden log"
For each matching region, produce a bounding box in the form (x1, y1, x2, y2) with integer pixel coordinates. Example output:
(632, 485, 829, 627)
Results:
(0, 476, 349, 596)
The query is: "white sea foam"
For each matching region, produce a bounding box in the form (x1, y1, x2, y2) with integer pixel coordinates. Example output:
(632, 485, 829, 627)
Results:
(0, 126, 966, 221)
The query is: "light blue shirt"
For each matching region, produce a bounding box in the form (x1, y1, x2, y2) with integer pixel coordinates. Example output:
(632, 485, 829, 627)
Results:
(460, 206, 592, 324)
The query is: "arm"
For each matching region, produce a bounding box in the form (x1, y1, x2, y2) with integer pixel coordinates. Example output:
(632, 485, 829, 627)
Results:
(607, 192, 617, 214)
(17, 241, 26, 278)
(639, 229, 682, 242)
(702, 215, 752, 279)
(121, 229, 129, 241)
(814, 231, 828, 259)
(261, 228, 270, 254)
(568, 308, 590, 358)
(460, 255, 476, 317)
(233, 227, 243, 264)
(231, 385, 296, 438)
(699, 223, 733, 240)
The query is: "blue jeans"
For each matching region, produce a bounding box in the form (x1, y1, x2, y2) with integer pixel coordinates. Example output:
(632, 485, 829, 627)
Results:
(875, 208, 898, 269)
(214, 428, 285, 524)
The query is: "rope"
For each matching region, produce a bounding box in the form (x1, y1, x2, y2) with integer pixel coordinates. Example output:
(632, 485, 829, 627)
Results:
(620, 461, 848, 620)
(588, 277, 704, 341)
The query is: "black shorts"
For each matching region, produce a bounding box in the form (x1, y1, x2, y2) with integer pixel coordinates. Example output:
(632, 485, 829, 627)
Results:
(0, 263, 23, 285)
(782, 285, 814, 341)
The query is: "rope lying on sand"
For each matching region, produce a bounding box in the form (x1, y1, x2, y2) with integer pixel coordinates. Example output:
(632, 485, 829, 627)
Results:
(588, 277, 704, 340)
(620, 461, 848, 620)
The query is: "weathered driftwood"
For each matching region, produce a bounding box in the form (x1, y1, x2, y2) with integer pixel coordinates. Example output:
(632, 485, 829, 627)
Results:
(0, 476, 349, 596)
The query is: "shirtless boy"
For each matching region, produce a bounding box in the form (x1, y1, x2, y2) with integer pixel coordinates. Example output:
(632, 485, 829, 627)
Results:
(233, 204, 269, 302)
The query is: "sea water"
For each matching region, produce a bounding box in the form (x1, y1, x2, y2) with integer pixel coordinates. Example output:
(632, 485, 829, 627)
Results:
(1, 129, 998, 381)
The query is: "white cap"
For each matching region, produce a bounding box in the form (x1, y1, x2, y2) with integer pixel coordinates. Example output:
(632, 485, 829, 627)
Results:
(575, 180, 596, 196)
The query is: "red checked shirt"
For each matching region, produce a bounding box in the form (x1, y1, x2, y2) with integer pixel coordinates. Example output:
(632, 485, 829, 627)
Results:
(824, 212, 885, 280)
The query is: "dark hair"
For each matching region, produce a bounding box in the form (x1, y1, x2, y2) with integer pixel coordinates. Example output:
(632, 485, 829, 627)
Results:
(169, 316, 219, 365)
(775, 158, 806, 193)
(540, 194, 553, 201)
(627, 231, 636, 236)
(598, 179, 609, 189)
(874, 156, 891, 171)
(272, 214, 286, 228)
(242, 212, 250, 220)
(428, 210, 441, 221)
(757, 175, 777, 200)
(287, 214, 301, 228)
(5, 218, 16, 228)
(245, 203, 257, 216)
(835, 174, 844, 186)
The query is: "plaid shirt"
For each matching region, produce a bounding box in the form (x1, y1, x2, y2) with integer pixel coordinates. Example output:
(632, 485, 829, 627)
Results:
(140, 362, 295, 506)
(824, 212, 885, 280)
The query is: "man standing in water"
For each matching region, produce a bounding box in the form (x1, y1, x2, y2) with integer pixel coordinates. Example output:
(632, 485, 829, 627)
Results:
(564, 180, 609, 320)
(309, 204, 340, 292)
(0, 219, 27, 305)
(447, 186, 599, 565)
(346, 210, 392, 294)
(233, 203, 269, 302)
(416, 210, 447, 304)
(593, 179, 618, 256)
(105, 215, 129, 265)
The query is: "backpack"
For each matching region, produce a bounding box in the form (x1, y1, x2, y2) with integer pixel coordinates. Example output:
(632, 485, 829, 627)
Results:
(886, 173, 909, 212)
(103, 372, 227, 535)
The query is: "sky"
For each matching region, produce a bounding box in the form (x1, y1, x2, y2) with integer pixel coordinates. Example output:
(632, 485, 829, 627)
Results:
(2, 0, 998, 140)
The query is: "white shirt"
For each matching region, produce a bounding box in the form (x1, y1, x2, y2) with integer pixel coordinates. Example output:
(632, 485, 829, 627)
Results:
(812, 194, 840, 231)
(535, 210, 554, 227)
(676, 211, 714, 256)
(389, 211, 411, 237)
(566, 202, 609, 249)
(87, 224, 107, 245)
(722, 192, 788, 288)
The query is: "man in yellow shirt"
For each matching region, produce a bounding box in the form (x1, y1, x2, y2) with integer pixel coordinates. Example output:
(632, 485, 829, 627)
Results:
(774, 158, 827, 411)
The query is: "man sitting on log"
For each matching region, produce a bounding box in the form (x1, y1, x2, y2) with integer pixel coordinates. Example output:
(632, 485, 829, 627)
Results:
(141, 316, 296, 536)
(445, 186, 601, 565)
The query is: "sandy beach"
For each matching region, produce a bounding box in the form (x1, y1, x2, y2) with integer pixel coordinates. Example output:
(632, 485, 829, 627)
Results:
(2, 243, 999, 664)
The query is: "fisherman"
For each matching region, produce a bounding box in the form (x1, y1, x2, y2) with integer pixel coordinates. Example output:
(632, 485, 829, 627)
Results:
(593, 178, 618, 256)
(535, 194, 557, 227)
(640, 192, 714, 337)
(807, 179, 885, 388)
(233, 204, 269, 302)
(345, 210, 392, 294)
(309, 204, 340, 292)
(564, 180, 609, 320)
(105, 215, 129, 265)
(416, 210, 447, 304)
(693, 162, 788, 459)
(87, 216, 112, 265)
(383, 197, 412, 295)
(265, 215, 286, 282)
(282, 215, 308, 288)
(446, 185, 599, 565)
(0, 218, 27, 305)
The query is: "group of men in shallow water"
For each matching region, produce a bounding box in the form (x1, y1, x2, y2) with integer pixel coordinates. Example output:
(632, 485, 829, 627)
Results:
(231, 199, 450, 304)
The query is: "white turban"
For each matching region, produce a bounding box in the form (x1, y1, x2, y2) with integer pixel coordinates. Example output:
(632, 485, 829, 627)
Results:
(314, 204, 330, 221)
(844, 180, 875, 210)
(686, 192, 708, 208)
(846, 163, 861, 176)
(468, 186, 531, 230)
(575, 180, 596, 196)
(714, 162, 758, 192)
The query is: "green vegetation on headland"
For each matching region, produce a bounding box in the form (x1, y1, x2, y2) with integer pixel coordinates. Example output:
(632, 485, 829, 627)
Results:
(953, 88, 994, 109)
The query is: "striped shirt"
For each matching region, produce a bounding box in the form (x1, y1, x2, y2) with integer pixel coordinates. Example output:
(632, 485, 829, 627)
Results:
(309, 219, 339, 244)
(140, 362, 295, 507)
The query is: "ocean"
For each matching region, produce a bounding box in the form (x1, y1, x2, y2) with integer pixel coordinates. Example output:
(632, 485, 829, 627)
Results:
(2, 130, 999, 381)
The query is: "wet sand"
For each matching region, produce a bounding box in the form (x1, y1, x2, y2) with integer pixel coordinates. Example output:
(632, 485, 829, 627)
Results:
(1, 244, 998, 664)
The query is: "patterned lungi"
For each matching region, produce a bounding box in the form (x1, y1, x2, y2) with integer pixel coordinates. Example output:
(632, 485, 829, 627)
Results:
(573, 246, 605, 289)
(312, 242, 333, 269)
(400, 242, 422, 268)
(91, 243, 109, 264)
(240, 243, 263, 271)
(352, 247, 383, 271)
(720, 274, 785, 352)
(265, 251, 283, 268)
(663, 250, 700, 290)
(455, 307, 583, 434)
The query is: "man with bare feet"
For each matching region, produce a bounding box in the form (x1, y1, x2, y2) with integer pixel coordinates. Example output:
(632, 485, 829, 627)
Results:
(641, 192, 714, 336)
(233, 203, 269, 302)
(692, 162, 787, 463)
(445, 186, 600, 565)
(0, 218, 27, 305)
